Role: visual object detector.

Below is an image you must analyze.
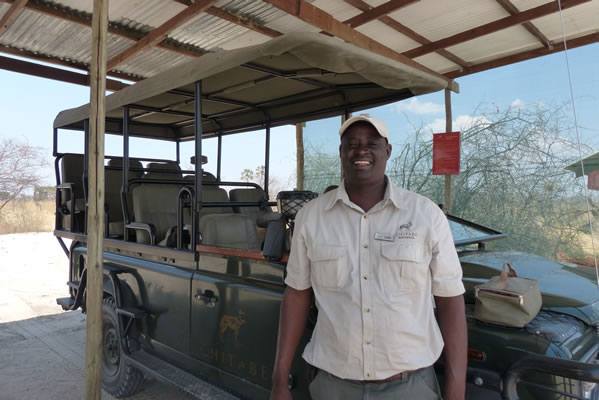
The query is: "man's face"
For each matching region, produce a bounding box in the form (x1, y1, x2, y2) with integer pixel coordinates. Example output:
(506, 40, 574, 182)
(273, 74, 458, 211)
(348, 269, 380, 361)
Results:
(340, 122, 392, 186)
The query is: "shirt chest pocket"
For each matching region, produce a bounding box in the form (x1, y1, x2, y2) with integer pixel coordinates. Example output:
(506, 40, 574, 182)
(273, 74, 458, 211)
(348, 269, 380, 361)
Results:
(381, 241, 430, 296)
(309, 245, 348, 290)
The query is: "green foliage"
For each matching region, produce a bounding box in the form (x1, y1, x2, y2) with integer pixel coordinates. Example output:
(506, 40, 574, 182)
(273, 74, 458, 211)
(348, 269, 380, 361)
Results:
(303, 143, 341, 195)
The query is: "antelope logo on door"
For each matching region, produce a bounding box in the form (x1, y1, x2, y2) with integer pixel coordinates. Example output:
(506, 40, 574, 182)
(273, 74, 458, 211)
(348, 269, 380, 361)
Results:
(219, 310, 246, 347)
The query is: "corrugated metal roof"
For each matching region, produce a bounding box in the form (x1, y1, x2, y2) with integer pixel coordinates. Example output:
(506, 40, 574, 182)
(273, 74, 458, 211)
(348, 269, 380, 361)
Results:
(0, 0, 596, 83)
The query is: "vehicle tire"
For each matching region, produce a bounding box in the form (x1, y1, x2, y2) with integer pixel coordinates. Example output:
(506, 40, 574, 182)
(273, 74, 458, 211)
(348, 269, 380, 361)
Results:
(102, 296, 145, 398)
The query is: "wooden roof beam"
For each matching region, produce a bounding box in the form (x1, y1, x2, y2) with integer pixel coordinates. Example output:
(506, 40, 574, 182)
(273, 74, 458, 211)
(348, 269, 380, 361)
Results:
(262, 0, 458, 92)
(404, 0, 591, 59)
(344, 0, 418, 28)
(0, 0, 206, 60)
(0, 54, 128, 91)
(0, 0, 27, 37)
(444, 32, 599, 79)
(107, 0, 217, 71)
(495, 0, 552, 49)
(343, 0, 470, 69)
(172, 0, 283, 38)
(0, 45, 143, 82)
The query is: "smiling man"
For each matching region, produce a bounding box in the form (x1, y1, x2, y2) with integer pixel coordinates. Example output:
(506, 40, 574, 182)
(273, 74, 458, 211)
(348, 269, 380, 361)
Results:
(271, 115, 467, 400)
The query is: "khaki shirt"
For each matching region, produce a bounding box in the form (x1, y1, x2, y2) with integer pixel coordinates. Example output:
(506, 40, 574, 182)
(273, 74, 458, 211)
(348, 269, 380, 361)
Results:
(285, 180, 465, 380)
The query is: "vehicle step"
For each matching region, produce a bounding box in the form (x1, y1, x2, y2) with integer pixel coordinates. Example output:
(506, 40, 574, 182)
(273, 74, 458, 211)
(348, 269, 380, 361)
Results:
(67, 280, 80, 289)
(125, 350, 239, 400)
(116, 307, 146, 319)
(56, 297, 75, 311)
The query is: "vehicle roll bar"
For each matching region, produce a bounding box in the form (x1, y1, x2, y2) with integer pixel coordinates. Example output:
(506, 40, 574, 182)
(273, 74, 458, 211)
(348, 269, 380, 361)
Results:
(503, 353, 599, 400)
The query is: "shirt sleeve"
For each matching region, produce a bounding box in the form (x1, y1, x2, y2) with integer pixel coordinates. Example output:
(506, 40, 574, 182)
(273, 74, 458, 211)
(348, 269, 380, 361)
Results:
(284, 207, 312, 290)
(429, 207, 465, 297)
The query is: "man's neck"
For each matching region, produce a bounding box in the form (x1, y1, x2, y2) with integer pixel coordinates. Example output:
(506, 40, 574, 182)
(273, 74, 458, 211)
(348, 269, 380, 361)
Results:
(344, 178, 387, 212)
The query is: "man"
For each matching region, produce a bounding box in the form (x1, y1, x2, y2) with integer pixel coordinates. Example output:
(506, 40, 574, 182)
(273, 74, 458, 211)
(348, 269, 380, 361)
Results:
(271, 115, 467, 400)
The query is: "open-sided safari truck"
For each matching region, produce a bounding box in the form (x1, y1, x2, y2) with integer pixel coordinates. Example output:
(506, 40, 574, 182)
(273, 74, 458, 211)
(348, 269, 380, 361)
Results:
(54, 32, 599, 400)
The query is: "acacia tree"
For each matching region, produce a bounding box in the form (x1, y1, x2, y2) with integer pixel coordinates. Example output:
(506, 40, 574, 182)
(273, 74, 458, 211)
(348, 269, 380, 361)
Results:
(0, 137, 48, 212)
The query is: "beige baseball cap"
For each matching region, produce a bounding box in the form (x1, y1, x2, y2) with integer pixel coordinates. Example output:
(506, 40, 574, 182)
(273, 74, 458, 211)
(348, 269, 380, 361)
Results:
(339, 114, 389, 140)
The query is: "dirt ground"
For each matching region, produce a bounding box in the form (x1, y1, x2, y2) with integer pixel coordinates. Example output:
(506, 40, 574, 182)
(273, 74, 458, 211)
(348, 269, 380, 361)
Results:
(0, 232, 185, 399)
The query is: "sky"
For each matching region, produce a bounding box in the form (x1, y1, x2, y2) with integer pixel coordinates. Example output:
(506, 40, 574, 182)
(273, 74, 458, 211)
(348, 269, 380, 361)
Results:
(0, 43, 597, 191)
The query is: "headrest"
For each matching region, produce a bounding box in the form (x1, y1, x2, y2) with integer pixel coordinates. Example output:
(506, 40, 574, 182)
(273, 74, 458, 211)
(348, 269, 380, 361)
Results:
(108, 158, 143, 169)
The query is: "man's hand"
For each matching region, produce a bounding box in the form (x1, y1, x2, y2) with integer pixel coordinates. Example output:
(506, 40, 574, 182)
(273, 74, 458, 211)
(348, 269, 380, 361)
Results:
(270, 287, 313, 400)
(435, 294, 467, 400)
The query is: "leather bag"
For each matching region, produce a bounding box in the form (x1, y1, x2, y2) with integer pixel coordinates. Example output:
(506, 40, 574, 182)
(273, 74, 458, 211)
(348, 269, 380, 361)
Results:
(474, 262, 542, 328)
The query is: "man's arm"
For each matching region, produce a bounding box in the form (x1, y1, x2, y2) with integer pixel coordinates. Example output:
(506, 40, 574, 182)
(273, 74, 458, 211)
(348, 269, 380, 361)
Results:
(270, 286, 313, 400)
(435, 294, 467, 400)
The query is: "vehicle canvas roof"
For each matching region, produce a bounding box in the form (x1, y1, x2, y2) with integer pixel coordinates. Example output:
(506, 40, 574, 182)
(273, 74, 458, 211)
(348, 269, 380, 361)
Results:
(53, 32, 450, 142)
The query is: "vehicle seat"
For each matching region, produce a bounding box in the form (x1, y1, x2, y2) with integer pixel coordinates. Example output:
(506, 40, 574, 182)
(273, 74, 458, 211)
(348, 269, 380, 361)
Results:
(131, 170, 182, 244)
(200, 214, 261, 250)
(229, 188, 281, 228)
(145, 162, 182, 180)
(59, 154, 85, 232)
(105, 158, 143, 237)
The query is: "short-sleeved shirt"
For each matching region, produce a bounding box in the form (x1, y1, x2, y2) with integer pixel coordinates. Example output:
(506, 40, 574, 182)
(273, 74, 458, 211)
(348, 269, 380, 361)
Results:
(285, 179, 465, 380)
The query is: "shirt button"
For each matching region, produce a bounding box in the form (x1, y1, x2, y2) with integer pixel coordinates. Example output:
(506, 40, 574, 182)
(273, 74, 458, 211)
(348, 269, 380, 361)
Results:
(364, 214, 368, 219)
(367, 373, 371, 378)
(363, 275, 368, 280)
(366, 340, 371, 345)
(363, 243, 368, 248)
(365, 308, 370, 313)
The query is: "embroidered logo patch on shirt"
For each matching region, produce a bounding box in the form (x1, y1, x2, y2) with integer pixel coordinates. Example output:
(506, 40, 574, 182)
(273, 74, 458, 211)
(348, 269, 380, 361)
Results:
(396, 221, 417, 239)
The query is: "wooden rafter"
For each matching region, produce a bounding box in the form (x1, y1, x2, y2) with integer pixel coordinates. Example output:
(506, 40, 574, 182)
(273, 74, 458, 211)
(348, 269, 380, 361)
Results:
(444, 32, 599, 79)
(495, 0, 551, 49)
(0, 0, 27, 37)
(0, 0, 206, 59)
(404, 0, 590, 59)
(0, 54, 128, 91)
(343, 0, 418, 28)
(262, 0, 458, 91)
(343, 0, 469, 68)
(205, 7, 282, 38)
(0, 44, 142, 82)
(107, 0, 217, 71)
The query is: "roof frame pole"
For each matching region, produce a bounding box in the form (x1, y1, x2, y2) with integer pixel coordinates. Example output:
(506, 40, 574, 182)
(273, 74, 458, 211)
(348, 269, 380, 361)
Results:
(52, 128, 58, 156)
(296, 123, 304, 190)
(83, 118, 90, 233)
(122, 105, 130, 240)
(194, 80, 203, 256)
(217, 133, 222, 181)
(85, 0, 108, 399)
(176, 141, 181, 164)
(264, 124, 271, 198)
(444, 88, 452, 214)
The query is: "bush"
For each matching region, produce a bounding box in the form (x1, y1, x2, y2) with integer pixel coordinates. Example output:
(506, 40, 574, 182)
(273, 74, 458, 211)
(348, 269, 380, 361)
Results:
(0, 199, 55, 234)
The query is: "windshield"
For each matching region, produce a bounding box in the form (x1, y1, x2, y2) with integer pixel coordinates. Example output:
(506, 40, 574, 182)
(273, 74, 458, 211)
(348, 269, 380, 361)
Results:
(447, 216, 505, 247)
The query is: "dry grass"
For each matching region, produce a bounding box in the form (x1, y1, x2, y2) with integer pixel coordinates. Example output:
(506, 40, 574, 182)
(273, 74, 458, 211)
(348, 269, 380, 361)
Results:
(0, 199, 54, 234)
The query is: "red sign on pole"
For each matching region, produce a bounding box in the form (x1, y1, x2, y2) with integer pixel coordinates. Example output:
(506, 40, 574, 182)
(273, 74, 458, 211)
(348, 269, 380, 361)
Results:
(433, 132, 460, 175)
(589, 170, 599, 190)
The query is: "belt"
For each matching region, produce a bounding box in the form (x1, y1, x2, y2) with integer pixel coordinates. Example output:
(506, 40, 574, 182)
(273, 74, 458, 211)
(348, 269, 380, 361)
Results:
(362, 370, 411, 384)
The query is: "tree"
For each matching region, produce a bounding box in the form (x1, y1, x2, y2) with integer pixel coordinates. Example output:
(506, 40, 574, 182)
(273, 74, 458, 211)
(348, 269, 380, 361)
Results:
(0, 137, 48, 212)
(239, 165, 283, 200)
(304, 103, 595, 259)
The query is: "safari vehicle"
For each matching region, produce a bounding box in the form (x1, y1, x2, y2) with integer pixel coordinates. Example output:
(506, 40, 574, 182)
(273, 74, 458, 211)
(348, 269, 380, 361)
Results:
(53, 32, 599, 400)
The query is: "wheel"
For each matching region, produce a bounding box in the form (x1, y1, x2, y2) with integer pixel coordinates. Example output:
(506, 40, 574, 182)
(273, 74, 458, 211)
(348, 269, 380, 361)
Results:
(102, 296, 145, 397)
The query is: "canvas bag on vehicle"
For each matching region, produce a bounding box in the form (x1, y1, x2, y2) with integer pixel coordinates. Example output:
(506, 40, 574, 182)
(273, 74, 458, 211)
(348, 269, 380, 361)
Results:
(474, 262, 542, 328)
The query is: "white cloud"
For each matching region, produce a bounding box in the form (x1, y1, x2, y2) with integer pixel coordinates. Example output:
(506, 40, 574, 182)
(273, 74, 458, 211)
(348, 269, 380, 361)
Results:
(396, 98, 444, 114)
(511, 98, 525, 109)
(424, 115, 492, 133)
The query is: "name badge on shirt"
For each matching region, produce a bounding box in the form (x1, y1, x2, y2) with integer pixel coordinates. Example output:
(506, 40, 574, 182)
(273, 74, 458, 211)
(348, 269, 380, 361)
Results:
(374, 232, 395, 242)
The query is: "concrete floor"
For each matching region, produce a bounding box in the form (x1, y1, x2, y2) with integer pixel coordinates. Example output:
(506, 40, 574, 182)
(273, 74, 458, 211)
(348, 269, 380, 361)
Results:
(0, 232, 185, 399)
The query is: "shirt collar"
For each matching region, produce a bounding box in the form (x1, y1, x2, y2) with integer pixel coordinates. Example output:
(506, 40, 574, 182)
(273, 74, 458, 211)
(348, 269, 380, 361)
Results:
(324, 176, 405, 211)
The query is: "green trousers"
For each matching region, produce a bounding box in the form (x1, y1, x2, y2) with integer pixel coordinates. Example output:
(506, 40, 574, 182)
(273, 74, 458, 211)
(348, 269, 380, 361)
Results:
(308, 366, 442, 400)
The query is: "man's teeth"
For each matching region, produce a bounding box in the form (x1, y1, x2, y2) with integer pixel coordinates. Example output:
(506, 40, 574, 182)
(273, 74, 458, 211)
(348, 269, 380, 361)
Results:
(354, 161, 371, 165)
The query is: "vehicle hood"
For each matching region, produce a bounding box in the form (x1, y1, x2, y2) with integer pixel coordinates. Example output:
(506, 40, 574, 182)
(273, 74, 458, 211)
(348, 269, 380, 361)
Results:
(460, 250, 599, 325)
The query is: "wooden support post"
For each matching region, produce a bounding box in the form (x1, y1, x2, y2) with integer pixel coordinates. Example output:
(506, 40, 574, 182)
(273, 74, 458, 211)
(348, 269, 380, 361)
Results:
(444, 88, 452, 213)
(85, 0, 108, 399)
(296, 123, 304, 190)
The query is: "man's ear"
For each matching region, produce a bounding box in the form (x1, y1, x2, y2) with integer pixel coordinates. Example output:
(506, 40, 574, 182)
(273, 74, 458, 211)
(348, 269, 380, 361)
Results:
(386, 143, 392, 160)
